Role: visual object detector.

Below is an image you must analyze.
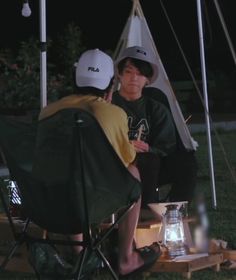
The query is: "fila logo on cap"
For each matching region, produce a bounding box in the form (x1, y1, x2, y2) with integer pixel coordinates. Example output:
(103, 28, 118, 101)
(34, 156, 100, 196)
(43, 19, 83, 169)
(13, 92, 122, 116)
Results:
(137, 49, 147, 56)
(88, 67, 99, 72)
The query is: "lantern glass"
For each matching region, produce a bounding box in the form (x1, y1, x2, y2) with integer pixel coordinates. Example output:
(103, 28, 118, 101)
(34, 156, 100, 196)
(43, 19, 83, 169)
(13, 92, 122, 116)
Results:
(163, 204, 186, 258)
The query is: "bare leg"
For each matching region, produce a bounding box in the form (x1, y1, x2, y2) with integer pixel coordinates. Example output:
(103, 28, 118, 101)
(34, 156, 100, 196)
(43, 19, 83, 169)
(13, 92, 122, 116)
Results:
(118, 164, 144, 275)
(118, 197, 144, 275)
(69, 165, 140, 259)
(70, 233, 83, 254)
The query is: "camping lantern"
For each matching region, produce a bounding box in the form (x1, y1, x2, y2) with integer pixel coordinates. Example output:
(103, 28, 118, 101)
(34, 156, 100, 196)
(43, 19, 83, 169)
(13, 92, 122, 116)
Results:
(163, 204, 186, 258)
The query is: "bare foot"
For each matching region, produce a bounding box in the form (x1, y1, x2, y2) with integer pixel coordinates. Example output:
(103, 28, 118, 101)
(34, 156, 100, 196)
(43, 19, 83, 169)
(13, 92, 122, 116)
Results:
(118, 243, 161, 276)
(118, 250, 144, 276)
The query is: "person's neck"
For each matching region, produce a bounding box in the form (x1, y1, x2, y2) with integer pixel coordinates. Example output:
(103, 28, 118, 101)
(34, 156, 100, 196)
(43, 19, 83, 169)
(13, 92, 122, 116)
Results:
(119, 89, 142, 101)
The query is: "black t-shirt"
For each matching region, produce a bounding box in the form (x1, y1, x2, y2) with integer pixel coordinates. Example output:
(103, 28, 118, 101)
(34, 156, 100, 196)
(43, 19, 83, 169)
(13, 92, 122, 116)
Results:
(112, 92, 177, 157)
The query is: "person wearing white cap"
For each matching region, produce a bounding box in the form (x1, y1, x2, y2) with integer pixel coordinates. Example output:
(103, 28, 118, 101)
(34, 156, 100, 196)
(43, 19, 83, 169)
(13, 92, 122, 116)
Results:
(37, 48, 161, 277)
(113, 46, 198, 214)
(39, 49, 135, 167)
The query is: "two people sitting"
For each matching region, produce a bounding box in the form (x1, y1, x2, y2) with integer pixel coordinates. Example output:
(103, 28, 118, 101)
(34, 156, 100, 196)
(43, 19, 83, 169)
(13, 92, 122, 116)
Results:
(36, 45, 197, 277)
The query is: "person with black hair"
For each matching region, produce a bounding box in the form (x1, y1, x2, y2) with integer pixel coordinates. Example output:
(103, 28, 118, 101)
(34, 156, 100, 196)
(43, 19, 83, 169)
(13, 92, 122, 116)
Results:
(113, 46, 198, 212)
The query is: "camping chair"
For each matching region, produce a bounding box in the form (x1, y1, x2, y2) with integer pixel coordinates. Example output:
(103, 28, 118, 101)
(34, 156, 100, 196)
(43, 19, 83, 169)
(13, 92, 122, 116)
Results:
(142, 87, 198, 202)
(0, 109, 141, 279)
(0, 116, 37, 220)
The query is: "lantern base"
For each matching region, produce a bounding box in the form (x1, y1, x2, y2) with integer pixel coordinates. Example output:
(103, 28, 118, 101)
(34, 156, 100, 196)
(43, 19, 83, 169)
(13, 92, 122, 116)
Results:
(168, 246, 186, 258)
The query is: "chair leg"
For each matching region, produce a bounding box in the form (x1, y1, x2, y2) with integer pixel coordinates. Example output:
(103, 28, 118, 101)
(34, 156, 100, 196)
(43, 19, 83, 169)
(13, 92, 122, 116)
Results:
(0, 238, 24, 269)
(73, 247, 89, 280)
(96, 247, 119, 280)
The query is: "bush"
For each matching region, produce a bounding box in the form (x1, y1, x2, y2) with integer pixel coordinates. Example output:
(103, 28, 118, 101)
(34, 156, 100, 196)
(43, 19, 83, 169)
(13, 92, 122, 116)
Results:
(0, 23, 85, 114)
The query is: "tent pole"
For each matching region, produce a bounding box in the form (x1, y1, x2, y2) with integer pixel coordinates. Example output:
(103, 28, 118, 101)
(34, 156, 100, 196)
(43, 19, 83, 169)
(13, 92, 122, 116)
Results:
(39, 0, 47, 108)
(196, 0, 217, 209)
(213, 0, 236, 66)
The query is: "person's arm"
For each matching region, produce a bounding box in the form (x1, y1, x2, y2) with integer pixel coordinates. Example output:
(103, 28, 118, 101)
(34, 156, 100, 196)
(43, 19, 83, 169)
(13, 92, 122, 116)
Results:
(147, 101, 176, 157)
(98, 103, 137, 167)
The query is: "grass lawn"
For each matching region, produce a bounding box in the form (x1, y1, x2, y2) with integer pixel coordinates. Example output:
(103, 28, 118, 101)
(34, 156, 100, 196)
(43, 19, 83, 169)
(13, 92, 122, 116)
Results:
(0, 130, 236, 279)
(193, 131, 236, 249)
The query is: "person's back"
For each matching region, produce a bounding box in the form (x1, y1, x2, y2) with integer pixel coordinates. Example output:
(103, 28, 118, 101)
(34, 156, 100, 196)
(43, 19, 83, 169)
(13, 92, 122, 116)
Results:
(39, 49, 135, 167)
(40, 94, 135, 167)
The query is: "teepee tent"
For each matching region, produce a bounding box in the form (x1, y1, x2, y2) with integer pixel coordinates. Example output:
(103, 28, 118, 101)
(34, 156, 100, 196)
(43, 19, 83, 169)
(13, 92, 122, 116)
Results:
(113, 0, 198, 152)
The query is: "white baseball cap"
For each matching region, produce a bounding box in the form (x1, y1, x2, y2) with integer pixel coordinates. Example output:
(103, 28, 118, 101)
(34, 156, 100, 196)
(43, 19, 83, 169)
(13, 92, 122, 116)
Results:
(75, 49, 114, 90)
(116, 46, 158, 84)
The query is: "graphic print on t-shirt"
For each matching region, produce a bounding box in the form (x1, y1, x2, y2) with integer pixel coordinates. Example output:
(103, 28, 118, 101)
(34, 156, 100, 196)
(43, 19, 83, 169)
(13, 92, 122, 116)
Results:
(128, 117, 149, 141)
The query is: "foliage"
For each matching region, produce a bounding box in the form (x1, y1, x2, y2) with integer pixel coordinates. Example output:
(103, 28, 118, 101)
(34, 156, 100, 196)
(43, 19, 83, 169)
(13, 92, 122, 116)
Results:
(53, 22, 85, 79)
(49, 22, 86, 98)
(0, 38, 41, 111)
(0, 23, 85, 113)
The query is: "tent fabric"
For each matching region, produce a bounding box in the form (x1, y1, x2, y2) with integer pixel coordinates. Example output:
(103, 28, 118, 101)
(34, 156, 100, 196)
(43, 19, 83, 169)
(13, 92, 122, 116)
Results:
(113, 0, 198, 151)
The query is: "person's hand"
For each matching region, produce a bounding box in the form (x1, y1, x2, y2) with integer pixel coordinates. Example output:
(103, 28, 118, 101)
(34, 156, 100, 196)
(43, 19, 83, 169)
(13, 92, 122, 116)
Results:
(131, 140, 149, 153)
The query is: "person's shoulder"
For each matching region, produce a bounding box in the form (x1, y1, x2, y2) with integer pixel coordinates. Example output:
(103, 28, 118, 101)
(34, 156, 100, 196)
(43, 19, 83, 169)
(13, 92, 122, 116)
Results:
(95, 102, 128, 126)
(142, 87, 170, 109)
(39, 100, 60, 120)
(103, 101, 127, 117)
(92, 96, 126, 115)
(144, 94, 169, 113)
(39, 95, 78, 120)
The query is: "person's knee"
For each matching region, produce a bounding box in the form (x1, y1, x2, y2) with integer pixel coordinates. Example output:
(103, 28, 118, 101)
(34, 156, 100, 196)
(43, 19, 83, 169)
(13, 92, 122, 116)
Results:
(128, 163, 141, 181)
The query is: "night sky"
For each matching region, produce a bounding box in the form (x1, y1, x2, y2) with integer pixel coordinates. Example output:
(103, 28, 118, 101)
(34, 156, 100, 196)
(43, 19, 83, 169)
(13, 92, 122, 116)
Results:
(1, 0, 235, 79)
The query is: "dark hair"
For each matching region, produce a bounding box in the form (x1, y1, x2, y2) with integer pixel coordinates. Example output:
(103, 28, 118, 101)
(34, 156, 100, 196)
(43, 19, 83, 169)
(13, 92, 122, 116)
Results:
(117, 57, 153, 79)
(75, 77, 114, 98)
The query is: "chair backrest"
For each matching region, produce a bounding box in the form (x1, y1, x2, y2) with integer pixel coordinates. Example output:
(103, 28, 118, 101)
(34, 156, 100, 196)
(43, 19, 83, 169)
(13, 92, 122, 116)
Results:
(1, 109, 141, 235)
(0, 116, 37, 173)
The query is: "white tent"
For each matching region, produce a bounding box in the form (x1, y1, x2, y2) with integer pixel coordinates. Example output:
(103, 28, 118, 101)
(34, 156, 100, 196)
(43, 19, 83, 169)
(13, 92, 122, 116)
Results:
(113, 0, 198, 152)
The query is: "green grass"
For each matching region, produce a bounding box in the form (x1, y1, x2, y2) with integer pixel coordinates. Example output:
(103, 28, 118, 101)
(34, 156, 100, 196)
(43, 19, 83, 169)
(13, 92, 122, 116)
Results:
(1, 130, 236, 279)
(193, 131, 236, 249)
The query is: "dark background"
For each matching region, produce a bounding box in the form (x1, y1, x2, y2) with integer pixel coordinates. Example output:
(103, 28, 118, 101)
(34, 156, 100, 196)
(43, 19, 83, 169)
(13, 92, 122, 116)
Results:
(1, 1, 235, 78)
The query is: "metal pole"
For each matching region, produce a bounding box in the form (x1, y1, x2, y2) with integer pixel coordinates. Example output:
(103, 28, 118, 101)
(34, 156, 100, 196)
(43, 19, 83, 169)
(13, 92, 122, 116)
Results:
(39, 0, 47, 108)
(213, 0, 236, 66)
(196, 0, 217, 209)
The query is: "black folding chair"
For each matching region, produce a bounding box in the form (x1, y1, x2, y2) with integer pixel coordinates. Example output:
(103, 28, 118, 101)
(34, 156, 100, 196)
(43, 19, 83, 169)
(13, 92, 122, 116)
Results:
(0, 109, 141, 279)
